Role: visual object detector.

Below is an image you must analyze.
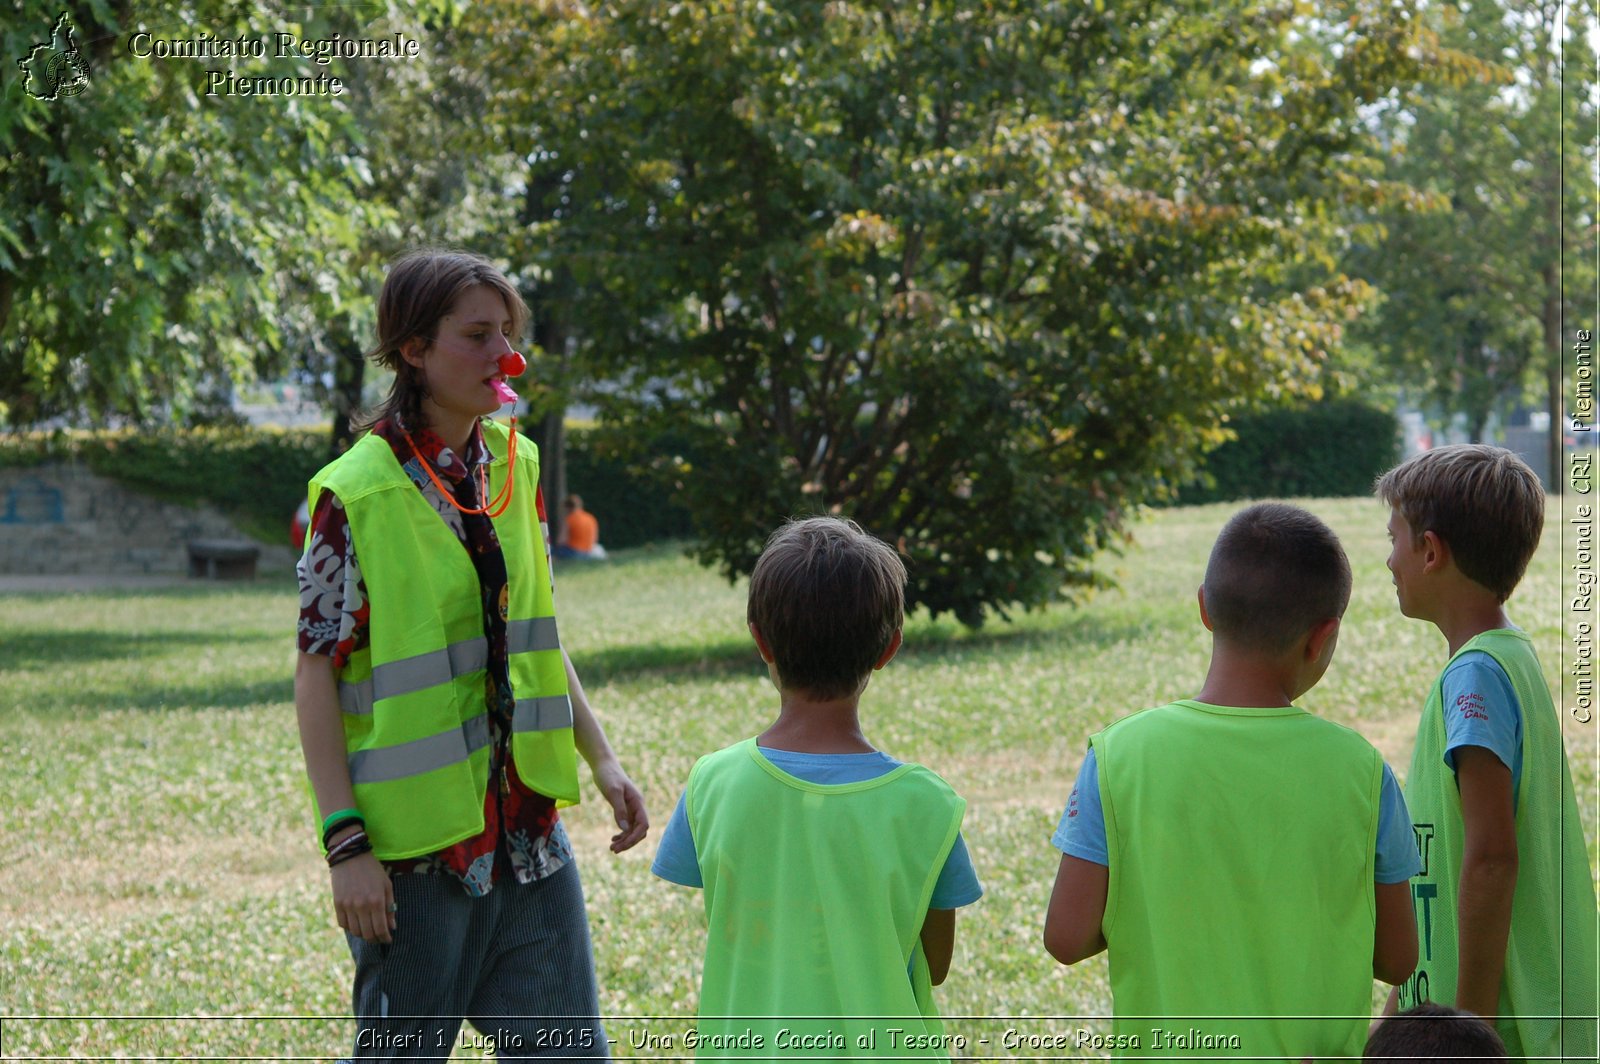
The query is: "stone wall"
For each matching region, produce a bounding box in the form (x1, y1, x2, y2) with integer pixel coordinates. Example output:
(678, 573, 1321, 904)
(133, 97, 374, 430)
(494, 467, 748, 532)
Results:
(0, 462, 296, 576)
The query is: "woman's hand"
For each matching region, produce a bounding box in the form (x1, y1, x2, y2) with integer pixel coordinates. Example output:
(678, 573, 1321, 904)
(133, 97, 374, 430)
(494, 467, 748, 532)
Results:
(296, 653, 395, 942)
(330, 839, 396, 944)
(564, 650, 649, 852)
(591, 757, 648, 853)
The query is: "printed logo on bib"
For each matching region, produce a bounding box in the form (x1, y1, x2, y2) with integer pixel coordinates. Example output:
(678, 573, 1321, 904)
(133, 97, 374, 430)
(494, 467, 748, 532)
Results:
(1399, 822, 1438, 1010)
(1454, 691, 1490, 722)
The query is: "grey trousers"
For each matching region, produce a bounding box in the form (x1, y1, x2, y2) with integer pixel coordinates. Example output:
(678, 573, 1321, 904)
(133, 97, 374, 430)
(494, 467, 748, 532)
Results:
(345, 860, 609, 1061)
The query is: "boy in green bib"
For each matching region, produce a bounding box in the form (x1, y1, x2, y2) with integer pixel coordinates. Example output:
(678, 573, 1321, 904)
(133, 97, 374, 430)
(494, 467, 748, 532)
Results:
(652, 516, 981, 1059)
(1376, 445, 1598, 1059)
(1044, 502, 1420, 1060)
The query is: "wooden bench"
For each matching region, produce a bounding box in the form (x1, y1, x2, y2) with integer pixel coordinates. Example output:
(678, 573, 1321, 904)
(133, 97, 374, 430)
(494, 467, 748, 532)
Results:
(187, 539, 260, 580)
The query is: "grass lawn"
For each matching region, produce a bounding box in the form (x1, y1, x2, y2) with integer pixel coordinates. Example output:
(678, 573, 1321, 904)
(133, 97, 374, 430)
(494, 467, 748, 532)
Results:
(1, 496, 1593, 1059)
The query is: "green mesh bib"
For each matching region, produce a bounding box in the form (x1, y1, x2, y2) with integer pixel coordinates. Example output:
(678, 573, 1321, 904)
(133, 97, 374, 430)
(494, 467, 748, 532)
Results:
(1095, 700, 1384, 1060)
(1397, 629, 1598, 1060)
(687, 739, 965, 1059)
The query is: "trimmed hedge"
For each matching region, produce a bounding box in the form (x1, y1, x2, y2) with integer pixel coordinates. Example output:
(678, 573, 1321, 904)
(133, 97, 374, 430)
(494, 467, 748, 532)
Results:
(1175, 399, 1401, 505)
(0, 425, 692, 549)
(562, 429, 695, 550)
(8, 404, 1389, 551)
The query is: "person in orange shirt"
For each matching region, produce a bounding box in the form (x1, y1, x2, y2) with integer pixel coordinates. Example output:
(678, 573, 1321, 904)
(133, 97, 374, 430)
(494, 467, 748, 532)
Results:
(557, 494, 606, 560)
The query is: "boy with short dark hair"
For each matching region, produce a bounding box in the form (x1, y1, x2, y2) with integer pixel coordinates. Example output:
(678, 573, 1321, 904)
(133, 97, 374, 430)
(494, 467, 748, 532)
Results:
(653, 516, 981, 1059)
(1376, 445, 1598, 1059)
(1364, 1002, 1508, 1061)
(1044, 502, 1420, 1060)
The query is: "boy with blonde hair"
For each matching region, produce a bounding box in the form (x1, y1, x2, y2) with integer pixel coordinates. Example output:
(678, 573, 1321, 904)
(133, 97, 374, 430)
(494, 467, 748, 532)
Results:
(1376, 444, 1598, 1059)
(653, 516, 981, 1058)
(1044, 502, 1419, 1060)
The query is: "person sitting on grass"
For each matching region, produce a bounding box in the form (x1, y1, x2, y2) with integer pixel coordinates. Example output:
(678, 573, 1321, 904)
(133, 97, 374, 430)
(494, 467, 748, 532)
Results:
(652, 516, 982, 1059)
(555, 494, 606, 560)
(1043, 501, 1420, 1061)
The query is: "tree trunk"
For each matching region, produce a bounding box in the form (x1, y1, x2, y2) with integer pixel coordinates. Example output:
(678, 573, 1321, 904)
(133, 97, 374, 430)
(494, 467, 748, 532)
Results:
(1468, 410, 1490, 446)
(330, 335, 366, 458)
(533, 309, 570, 539)
(1544, 263, 1563, 494)
(539, 411, 567, 542)
(1538, 20, 1564, 495)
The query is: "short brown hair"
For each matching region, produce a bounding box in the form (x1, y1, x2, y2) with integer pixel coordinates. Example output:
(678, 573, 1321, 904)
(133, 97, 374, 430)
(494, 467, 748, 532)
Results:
(1363, 1002, 1507, 1060)
(358, 248, 529, 432)
(747, 516, 907, 699)
(1203, 502, 1352, 653)
(1374, 444, 1544, 602)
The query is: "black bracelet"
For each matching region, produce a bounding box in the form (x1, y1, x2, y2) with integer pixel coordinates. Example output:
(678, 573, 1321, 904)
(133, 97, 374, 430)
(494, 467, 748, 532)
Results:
(325, 825, 366, 853)
(325, 828, 368, 862)
(322, 815, 366, 852)
(327, 837, 373, 868)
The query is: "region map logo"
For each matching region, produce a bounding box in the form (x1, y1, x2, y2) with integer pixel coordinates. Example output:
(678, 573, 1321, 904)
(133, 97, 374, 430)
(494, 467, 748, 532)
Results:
(18, 12, 92, 101)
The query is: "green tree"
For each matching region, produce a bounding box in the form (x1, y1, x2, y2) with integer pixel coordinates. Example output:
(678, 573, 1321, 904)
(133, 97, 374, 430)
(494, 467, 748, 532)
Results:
(493, 0, 1464, 624)
(266, 1, 523, 455)
(1350, 0, 1597, 459)
(0, 0, 390, 428)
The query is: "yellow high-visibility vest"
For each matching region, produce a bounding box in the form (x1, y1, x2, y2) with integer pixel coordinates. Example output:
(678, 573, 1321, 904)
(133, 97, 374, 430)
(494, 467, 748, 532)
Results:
(308, 419, 579, 860)
(687, 738, 965, 1058)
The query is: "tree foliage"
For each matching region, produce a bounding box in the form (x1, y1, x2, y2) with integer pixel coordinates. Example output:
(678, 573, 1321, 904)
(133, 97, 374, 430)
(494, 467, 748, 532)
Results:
(496, 0, 1464, 624)
(269, 0, 526, 453)
(0, 0, 407, 428)
(1349, 0, 1598, 445)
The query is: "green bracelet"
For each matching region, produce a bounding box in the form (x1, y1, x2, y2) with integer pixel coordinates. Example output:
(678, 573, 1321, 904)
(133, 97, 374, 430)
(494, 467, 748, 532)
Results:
(320, 807, 362, 835)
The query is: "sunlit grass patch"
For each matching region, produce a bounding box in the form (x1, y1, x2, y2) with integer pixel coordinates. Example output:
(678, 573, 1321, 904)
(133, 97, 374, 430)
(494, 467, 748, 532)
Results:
(2, 496, 1591, 1058)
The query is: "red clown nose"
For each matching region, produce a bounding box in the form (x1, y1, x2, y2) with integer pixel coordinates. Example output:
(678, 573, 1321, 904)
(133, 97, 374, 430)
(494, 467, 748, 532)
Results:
(499, 351, 527, 377)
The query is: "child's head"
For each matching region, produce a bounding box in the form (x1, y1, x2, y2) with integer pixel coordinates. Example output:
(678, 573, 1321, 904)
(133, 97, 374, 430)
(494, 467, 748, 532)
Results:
(747, 516, 906, 700)
(364, 249, 528, 430)
(1202, 502, 1351, 655)
(1375, 444, 1544, 603)
(1363, 1002, 1507, 1061)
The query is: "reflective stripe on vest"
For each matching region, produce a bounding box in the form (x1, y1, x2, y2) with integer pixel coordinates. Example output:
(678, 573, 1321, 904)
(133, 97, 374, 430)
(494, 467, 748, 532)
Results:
(337, 619, 563, 716)
(514, 695, 573, 733)
(338, 676, 571, 790)
(349, 712, 492, 784)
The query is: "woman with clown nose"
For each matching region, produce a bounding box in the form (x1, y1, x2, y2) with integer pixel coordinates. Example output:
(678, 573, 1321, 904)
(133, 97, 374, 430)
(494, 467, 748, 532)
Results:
(294, 248, 646, 1060)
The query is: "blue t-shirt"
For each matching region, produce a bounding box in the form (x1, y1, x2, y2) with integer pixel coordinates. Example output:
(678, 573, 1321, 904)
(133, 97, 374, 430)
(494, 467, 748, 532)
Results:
(653, 747, 983, 910)
(1439, 650, 1524, 803)
(1053, 746, 1422, 884)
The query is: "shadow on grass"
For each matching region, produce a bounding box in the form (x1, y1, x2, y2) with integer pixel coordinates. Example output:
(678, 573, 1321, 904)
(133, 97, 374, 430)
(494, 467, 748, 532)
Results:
(14, 675, 295, 715)
(552, 541, 699, 579)
(0, 629, 283, 670)
(570, 606, 1169, 687)
(571, 640, 765, 687)
(897, 608, 1170, 663)
(118, 676, 294, 712)
(1, 576, 298, 598)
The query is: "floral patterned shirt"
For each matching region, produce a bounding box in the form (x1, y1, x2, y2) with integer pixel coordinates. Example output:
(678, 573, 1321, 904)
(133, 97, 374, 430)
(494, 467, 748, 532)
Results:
(297, 417, 570, 895)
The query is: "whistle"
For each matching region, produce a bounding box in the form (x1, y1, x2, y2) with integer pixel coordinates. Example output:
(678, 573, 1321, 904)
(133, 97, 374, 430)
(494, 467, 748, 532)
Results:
(491, 351, 526, 404)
